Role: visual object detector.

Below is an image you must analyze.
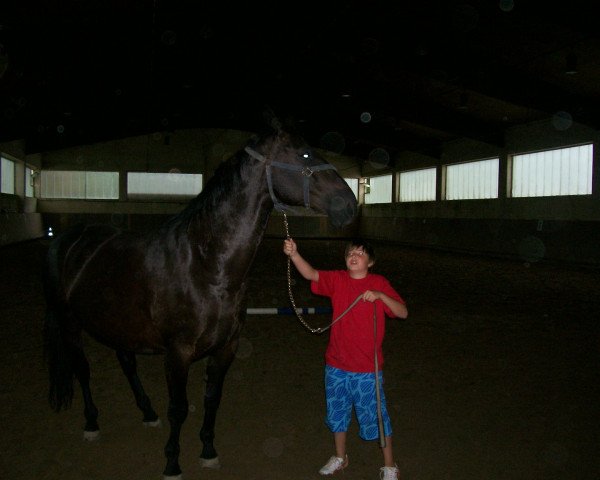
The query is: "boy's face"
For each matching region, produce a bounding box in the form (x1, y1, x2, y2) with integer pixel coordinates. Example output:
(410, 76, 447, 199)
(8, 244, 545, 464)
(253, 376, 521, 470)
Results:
(345, 246, 374, 275)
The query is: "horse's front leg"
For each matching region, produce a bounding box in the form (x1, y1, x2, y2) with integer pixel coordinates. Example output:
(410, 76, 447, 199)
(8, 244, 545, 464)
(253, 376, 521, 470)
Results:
(116, 350, 160, 426)
(199, 348, 236, 469)
(162, 349, 191, 480)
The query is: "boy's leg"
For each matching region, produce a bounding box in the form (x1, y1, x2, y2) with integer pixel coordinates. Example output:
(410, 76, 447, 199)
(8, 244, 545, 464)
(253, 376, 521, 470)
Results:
(319, 366, 352, 475)
(324, 366, 353, 435)
(380, 435, 400, 480)
(334, 431, 347, 458)
(319, 431, 349, 475)
(382, 435, 394, 467)
(351, 371, 393, 442)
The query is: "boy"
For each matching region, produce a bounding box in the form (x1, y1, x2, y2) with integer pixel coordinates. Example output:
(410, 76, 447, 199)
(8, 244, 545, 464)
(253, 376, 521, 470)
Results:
(283, 237, 408, 480)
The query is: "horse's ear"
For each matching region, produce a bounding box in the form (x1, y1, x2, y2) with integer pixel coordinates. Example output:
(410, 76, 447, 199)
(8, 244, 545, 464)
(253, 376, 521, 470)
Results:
(262, 105, 283, 133)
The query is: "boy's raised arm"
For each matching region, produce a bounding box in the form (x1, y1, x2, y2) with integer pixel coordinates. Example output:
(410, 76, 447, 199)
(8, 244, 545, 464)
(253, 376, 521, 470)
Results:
(283, 238, 319, 282)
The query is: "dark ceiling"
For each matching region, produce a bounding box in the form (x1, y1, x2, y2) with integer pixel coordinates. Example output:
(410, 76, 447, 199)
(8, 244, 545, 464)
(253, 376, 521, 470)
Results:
(1, 1, 600, 160)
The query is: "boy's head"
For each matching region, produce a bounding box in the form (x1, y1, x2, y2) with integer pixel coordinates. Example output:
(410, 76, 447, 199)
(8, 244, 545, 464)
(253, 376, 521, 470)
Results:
(344, 238, 376, 271)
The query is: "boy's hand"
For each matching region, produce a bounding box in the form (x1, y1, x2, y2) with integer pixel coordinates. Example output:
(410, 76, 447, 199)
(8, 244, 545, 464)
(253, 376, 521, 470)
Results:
(283, 238, 318, 282)
(362, 290, 381, 303)
(283, 238, 298, 258)
(362, 289, 408, 319)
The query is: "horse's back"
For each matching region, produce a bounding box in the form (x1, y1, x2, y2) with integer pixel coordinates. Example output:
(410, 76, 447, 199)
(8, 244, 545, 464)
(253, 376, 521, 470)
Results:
(63, 224, 123, 276)
(44, 223, 112, 291)
(46, 224, 188, 353)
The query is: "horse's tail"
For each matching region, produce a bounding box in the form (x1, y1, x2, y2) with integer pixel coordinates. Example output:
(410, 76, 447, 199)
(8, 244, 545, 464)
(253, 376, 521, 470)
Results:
(43, 308, 74, 411)
(42, 231, 78, 412)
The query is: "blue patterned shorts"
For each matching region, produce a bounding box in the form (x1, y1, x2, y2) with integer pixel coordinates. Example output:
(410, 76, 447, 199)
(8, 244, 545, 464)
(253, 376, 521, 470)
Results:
(324, 365, 393, 441)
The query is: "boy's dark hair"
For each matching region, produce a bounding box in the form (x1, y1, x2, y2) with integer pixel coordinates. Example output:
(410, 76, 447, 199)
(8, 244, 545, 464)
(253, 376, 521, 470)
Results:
(344, 238, 376, 263)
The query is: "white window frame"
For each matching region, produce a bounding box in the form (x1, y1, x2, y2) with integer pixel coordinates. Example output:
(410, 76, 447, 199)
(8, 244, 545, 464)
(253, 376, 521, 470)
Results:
(1, 156, 15, 194)
(364, 174, 393, 204)
(127, 172, 202, 200)
(398, 167, 437, 202)
(41, 170, 119, 199)
(344, 178, 359, 200)
(509, 144, 593, 197)
(444, 158, 499, 200)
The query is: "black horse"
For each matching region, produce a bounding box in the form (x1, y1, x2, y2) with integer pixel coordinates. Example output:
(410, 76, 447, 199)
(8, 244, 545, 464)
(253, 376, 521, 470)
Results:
(42, 127, 357, 479)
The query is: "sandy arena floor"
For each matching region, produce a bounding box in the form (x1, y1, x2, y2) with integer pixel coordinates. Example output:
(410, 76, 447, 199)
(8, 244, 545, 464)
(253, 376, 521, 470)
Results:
(1, 237, 599, 480)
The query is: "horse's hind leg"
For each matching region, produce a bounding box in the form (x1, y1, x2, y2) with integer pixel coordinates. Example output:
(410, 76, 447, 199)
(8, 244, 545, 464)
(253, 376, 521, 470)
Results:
(116, 350, 160, 426)
(67, 340, 100, 440)
(199, 351, 235, 469)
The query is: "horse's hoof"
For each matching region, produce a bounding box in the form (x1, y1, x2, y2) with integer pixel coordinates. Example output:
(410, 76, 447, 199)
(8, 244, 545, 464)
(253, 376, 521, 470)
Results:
(200, 456, 221, 469)
(143, 418, 162, 428)
(83, 430, 100, 441)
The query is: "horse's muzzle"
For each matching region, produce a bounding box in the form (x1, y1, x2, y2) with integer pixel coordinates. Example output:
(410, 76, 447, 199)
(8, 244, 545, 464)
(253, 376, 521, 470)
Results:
(328, 194, 358, 228)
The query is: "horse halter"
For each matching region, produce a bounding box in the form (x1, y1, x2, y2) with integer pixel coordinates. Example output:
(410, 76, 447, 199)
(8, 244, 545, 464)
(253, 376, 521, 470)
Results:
(244, 146, 337, 212)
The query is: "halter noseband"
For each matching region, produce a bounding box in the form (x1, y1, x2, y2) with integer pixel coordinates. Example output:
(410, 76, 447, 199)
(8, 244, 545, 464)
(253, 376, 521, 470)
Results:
(244, 146, 337, 212)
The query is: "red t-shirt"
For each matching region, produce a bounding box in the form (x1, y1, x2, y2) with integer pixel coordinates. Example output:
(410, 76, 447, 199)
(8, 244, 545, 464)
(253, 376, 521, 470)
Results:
(311, 270, 405, 373)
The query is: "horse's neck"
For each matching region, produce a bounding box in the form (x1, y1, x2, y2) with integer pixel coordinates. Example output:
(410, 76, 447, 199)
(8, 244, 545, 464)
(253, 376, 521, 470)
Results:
(184, 159, 273, 268)
(205, 187, 272, 242)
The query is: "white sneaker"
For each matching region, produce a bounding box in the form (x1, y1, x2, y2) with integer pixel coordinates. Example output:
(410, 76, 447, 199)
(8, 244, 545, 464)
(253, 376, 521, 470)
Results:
(319, 454, 348, 475)
(380, 464, 399, 480)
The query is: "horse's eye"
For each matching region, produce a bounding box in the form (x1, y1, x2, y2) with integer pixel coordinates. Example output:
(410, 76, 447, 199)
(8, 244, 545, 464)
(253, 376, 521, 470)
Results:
(301, 151, 311, 160)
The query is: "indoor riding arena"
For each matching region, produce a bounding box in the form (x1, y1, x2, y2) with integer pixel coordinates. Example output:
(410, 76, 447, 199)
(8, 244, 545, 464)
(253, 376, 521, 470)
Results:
(1, 230, 599, 480)
(2, 3, 600, 480)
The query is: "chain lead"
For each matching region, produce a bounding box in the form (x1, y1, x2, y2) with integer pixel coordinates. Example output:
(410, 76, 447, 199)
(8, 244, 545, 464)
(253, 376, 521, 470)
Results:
(283, 212, 361, 334)
(283, 212, 324, 333)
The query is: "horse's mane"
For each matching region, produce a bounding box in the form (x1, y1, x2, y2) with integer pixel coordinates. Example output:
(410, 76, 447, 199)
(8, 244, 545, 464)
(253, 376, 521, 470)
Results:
(162, 127, 279, 233)
(163, 152, 243, 231)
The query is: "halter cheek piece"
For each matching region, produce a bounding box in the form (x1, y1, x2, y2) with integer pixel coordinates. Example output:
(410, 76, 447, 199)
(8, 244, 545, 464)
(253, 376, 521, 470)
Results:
(244, 146, 337, 212)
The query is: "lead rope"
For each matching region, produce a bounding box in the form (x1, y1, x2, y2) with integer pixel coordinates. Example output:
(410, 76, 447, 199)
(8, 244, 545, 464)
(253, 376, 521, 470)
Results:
(282, 212, 386, 448)
(373, 305, 386, 448)
(283, 212, 360, 333)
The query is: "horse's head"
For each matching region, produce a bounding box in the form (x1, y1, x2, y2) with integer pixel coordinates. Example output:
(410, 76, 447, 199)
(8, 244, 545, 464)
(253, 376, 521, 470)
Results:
(246, 130, 358, 228)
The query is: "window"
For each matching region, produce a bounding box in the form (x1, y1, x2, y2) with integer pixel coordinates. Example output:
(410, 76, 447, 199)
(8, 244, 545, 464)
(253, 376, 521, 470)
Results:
(364, 174, 393, 204)
(127, 172, 202, 200)
(344, 178, 359, 200)
(41, 171, 119, 199)
(85, 172, 119, 199)
(510, 144, 593, 197)
(444, 158, 499, 200)
(398, 167, 436, 202)
(1, 156, 15, 194)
